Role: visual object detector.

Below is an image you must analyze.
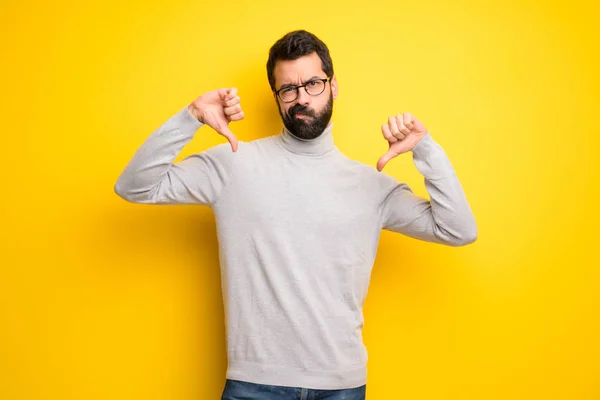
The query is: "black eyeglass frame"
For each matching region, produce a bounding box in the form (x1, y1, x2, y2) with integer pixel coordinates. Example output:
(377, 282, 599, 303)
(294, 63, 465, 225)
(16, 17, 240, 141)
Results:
(274, 77, 332, 103)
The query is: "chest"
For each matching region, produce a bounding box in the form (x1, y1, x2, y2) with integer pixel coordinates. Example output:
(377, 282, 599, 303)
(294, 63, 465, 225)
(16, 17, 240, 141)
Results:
(223, 159, 379, 238)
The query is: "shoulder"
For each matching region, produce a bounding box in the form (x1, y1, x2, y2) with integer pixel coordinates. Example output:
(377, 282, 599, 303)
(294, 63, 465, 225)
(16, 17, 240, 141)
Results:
(336, 152, 410, 199)
(200, 134, 280, 161)
(235, 134, 286, 157)
(337, 151, 398, 183)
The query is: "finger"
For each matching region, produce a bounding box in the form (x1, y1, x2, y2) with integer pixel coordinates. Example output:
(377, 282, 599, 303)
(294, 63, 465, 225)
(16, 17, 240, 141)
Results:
(218, 88, 230, 100)
(396, 114, 410, 135)
(388, 116, 401, 137)
(224, 104, 242, 116)
(223, 95, 240, 108)
(225, 87, 238, 101)
(382, 123, 398, 143)
(211, 114, 238, 152)
(404, 112, 414, 130)
(390, 115, 406, 140)
(376, 148, 398, 172)
(227, 110, 245, 122)
(218, 125, 239, 152)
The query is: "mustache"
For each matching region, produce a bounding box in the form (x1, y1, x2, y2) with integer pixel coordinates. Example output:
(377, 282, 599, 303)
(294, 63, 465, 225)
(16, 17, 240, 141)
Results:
(288, 104, 316, 118)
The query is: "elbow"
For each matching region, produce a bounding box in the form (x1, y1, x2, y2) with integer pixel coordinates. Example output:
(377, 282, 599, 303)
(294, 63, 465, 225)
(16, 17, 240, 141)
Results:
(453, 225, 478, 246)
(433, 225, 478, 247)
(458, 230, 478, 246)
(114, 181, 132, 202)
(452, 211, 479, 246)
(114, 181, 139, 203)
(114, 181, 158, 204)
(437, 219, 477, 247)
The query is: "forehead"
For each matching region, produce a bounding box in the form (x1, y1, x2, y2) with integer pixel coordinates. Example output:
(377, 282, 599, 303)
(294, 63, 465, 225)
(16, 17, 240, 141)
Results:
(273, 52, 326, 87)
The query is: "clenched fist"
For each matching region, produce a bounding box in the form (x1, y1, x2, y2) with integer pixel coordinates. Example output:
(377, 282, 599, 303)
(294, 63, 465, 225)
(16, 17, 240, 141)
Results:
(188, 88, 244, 152)
(377, 112, 429, 172)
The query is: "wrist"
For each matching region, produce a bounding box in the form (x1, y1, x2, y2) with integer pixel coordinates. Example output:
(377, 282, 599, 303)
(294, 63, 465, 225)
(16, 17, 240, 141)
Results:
(187, 104, 204, 123)
(411, 131, 433, 154)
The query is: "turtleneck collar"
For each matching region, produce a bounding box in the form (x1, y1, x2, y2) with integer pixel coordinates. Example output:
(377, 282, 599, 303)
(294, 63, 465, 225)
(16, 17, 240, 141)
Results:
(277, 122, 335, 156)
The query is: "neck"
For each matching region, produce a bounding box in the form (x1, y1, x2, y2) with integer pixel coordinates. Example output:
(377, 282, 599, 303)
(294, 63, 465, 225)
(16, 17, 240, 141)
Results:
(278, 122, 335, 156)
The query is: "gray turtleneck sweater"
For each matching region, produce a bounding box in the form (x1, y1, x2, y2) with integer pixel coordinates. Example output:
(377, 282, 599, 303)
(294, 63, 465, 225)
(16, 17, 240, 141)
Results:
(114, 104, 477, 390)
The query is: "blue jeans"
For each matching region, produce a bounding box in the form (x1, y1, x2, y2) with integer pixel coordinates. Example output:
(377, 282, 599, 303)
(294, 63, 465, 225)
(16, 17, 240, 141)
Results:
(221, 379, 367, 400)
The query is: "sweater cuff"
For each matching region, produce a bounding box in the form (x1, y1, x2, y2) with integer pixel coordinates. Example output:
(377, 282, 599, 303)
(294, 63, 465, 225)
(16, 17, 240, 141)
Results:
(178, 104, 204, 133)
(411, 131, 434, 158)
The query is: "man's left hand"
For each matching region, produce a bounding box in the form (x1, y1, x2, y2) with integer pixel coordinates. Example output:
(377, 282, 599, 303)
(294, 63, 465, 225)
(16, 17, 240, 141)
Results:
(377, 112, 429, 172)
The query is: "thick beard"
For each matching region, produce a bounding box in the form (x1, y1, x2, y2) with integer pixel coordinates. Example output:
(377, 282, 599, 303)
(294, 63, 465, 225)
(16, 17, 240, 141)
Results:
(278, 91, 333, 140)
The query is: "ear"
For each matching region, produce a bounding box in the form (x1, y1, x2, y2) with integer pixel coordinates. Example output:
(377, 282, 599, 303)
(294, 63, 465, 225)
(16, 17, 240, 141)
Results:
(331, 75, 339, 100)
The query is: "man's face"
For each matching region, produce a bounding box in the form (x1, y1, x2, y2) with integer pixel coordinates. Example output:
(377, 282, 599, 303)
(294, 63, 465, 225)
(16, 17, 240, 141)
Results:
(273, 52, 338, 140)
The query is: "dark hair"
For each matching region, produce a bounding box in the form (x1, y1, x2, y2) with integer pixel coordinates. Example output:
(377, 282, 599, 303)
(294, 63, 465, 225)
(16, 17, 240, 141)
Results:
(266, 30, 334, 92)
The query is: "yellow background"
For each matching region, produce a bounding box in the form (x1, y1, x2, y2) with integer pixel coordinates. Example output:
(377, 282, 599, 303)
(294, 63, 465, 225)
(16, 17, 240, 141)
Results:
(1, 0, 599, 398)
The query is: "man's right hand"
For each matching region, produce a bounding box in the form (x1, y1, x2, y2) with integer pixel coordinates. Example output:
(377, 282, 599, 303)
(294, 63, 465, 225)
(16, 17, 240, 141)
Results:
(188, 88, 244, 152)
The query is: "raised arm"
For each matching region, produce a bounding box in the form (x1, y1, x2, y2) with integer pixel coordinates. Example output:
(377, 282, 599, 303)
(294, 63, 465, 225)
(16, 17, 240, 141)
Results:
(377, 113, 477, 246)
(114, 88, 244, 205)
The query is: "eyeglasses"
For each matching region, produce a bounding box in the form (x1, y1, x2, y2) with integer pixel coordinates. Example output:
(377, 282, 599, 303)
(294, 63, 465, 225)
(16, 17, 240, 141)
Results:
(274, 77, 331, 103)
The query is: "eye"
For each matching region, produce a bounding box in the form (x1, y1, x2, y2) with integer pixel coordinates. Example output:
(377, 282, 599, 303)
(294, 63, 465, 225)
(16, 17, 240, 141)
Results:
(307, 80, 319, 86)
(281, 87, 295, 94)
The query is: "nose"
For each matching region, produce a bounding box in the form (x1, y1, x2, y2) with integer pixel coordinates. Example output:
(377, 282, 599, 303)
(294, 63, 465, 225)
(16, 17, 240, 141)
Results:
(296, 87, 310, 105)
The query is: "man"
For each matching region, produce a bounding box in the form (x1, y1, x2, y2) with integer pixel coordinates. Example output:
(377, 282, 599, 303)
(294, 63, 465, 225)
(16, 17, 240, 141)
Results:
(114, 30, 477, 400)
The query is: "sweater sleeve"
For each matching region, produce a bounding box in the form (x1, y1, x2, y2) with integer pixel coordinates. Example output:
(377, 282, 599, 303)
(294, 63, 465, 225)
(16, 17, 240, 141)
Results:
(114, 104, 237, 206)
(379, 132, 478, 246)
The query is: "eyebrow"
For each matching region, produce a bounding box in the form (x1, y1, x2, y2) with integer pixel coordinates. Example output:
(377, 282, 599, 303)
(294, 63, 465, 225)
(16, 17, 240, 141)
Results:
(279, 76, 322, 90)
